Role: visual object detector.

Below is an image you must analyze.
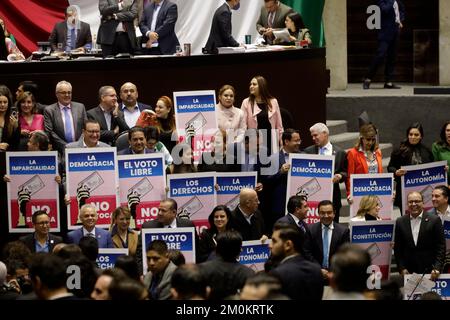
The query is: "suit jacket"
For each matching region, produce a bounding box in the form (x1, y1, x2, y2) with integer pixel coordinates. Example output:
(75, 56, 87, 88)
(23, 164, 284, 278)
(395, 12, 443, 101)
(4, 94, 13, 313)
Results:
(143, 261, 177, 300)
(67, 227, 114, 248)
(48, 21, 92, 52)
(346, 147, 383, 196)
(303, 144, 348, 211)
(87, 106, 128, 145)
(394, 211, 446, 273)
(139, 0, 180, 55)
(307, 222, 350, 268)
(136, 218, 197, 274)
(378, 0, 405, 42)
(275, 214, 316, 262)
(44, 101, 87, 154)
(117, 102, 152, 130)
(97, 0, 137, 47)
(231, 206, 265, 241)
(204, 3, 239, 54)
(111, 230, 138, 256)
(256, 3, 294, 44)
(19, 233, 63, 253)
(270, 254, 323, 300)
(240, 98, 284, 140)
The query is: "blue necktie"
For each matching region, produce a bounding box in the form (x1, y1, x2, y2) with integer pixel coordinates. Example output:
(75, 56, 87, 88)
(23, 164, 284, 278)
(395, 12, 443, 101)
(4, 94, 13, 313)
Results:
(319, 147, 325, 155)
(63, 107, 74, 142)
(298, 220, 306, 233)
(70, 28, 76, 50)
(322, 225, 329, 269)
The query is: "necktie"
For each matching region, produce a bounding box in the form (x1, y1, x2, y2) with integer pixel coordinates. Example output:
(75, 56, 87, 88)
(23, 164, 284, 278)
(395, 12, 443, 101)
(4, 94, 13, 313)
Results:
(298, 220, 306, 233)
(322, 225, 329, 269)
(70, 28, 76, 50)
(319, 147, 325, 155)
(87, 232, 94, 237)
(149, 275, 160, 299)
(268, 12, 274, 28)
(63, 107, 74, 142)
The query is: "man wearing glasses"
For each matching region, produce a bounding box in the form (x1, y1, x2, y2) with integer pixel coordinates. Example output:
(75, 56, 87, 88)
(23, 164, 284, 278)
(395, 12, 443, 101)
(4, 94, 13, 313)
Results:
(66, 119, 110, 149)
(44, 80, 87, 155)
(19, 210, 63, 253)
(394, 191, 445, 280)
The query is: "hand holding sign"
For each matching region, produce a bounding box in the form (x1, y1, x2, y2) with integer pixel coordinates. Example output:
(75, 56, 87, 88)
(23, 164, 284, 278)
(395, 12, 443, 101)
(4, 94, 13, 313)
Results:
(76, 184, 91, 208)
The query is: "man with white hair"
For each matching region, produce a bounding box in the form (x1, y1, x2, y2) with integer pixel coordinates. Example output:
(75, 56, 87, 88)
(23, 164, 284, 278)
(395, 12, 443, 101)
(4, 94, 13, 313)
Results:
(0, 261, 19, 300)
(303, 122, 348, 222)
(48, 5, 92, 53)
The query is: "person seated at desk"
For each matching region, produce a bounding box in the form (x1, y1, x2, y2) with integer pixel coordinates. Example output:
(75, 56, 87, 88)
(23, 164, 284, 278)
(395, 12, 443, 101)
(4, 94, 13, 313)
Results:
(0, 17, 16, 44)
(49, 5, 92, 53)
(274, 12, 311, 46)
(0, 24, 25, 61)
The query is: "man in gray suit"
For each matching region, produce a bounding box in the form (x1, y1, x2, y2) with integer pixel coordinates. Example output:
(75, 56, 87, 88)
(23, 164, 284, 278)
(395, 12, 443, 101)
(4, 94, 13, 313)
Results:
(97, 0, 138, 57)
(303, 123, 348, 223)
(44, 81, 87, 155)
(256, 0, 294, 45)
(66, 119, 110, 149)
(143, 240, 177, 300)
(48, 5, 92, 53)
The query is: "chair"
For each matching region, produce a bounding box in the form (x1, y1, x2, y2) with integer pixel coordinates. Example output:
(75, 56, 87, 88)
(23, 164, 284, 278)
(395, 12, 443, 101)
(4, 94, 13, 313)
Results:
(115, 131, 129, 151)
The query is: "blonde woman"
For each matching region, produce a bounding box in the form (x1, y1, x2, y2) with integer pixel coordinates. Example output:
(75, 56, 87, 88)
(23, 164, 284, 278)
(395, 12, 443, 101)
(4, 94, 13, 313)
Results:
(351, 195, 382, 221)
(109, 206, 138, 256)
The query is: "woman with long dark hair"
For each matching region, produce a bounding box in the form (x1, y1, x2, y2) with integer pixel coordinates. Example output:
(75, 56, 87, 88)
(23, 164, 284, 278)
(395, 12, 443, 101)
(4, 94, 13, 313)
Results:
(0, 85, 20, 151)
(198, 205, 233, 262)
(388, 122, 433, 211)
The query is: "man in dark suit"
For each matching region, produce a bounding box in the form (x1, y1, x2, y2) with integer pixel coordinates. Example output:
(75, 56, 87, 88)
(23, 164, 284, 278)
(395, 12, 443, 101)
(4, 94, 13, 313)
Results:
(87, 86, 128, 145)
(256, 0, 294, 45)
(231, 188, 267, 241)
(118, 82, 151, 130)
(203, 0, 241, 54)
(364, 0, 405, 89)
(139, 0, 180, 55)
(136, 198, 197, 273)
(307, 200, 350, 282)
(394, 191, 445, 280)
(67, 204, 114, 248)
(118, 126, 152, 155)
(269, 224, 323, 300)
(263, 129, 301, 232)
(97, 0, 137, 57)
(44, 81, 87, 155)
(19, 211, 63, 253)
(48, 5, 92, 53)
(303, 122, 348, 222)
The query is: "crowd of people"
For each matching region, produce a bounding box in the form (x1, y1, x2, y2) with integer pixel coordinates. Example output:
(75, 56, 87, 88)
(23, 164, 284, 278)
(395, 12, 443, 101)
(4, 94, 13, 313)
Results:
(0, 70, 448, 300)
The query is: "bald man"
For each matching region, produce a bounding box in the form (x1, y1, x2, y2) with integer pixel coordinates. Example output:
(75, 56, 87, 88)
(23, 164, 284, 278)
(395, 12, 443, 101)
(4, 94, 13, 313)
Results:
(231, 188, 267, 241)
(118, 82, 152, 130)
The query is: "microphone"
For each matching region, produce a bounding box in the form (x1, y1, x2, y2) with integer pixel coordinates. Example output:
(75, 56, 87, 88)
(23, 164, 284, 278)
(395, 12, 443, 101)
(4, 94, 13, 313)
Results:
(407, 266, 431, 300)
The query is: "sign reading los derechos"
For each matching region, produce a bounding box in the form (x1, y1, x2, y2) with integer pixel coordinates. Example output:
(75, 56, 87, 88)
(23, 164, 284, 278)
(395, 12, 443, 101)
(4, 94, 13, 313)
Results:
(97, 248, 128, 270)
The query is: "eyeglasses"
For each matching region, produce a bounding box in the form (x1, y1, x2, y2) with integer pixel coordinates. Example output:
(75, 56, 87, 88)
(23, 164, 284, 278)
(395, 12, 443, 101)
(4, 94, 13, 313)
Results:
(85, 130, 100, 134)
(35, 221, 50, 226)
(57, 91, 72, 95)
(408, 200, 423, 204)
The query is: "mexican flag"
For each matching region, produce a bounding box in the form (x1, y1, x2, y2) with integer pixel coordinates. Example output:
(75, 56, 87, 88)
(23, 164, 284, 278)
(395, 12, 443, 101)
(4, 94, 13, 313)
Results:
(281, 0, 325, 47)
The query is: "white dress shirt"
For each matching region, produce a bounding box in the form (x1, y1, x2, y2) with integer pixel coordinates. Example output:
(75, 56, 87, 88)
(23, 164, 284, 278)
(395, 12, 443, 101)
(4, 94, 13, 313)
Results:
(410, 212, 423, 246)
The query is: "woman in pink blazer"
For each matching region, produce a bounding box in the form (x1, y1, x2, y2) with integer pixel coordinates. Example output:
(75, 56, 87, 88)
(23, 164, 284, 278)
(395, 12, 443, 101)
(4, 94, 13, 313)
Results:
(241, 75, 283, 155)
